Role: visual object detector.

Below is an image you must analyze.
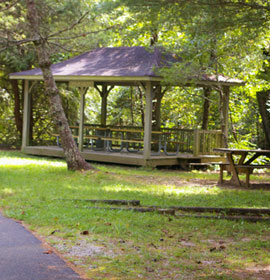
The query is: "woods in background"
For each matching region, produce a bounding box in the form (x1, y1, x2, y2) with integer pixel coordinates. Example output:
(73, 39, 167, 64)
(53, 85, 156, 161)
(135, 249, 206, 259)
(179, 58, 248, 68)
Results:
(0, 0, 270, 152)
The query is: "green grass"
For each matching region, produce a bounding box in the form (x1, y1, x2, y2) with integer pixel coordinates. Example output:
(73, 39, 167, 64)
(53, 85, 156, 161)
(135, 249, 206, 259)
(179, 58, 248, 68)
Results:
(0, 150, 270, 279)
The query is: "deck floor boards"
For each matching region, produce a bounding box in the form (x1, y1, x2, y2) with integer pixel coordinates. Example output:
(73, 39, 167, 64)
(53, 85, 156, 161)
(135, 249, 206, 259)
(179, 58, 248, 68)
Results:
(22, 146, 224, 167)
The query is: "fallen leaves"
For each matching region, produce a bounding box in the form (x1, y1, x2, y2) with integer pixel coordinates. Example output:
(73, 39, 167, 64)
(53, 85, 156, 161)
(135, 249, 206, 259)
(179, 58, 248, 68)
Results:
(80, 230, 89, 235)
(43, 249, 53, 254)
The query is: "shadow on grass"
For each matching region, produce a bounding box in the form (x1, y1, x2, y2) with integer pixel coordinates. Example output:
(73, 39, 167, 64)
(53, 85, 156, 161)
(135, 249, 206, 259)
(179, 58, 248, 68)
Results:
(1, 150, 270, 209)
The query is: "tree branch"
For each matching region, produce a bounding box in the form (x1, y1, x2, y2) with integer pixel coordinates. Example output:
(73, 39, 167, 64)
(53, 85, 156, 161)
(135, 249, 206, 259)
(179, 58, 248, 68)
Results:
(48, 25, 117, 41)
(48, 41, 73, 52)
(0, 0, 20, 12)
(48, 11, 90, 38)
(128, 0, 270, 12)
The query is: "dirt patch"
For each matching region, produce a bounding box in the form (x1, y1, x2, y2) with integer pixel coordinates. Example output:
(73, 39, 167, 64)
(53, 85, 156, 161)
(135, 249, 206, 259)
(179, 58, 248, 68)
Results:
(113, 172, 270, 190)
(52, 237, 116, 259)
(114, 174, 218, 188)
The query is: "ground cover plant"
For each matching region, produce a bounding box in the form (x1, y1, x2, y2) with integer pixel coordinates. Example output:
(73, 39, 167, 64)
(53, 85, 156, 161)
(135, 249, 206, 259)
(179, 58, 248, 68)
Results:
(0, 150, 270, 279)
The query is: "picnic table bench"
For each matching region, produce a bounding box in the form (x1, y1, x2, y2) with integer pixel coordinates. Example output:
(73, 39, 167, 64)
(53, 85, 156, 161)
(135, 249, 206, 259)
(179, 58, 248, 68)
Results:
(52, 127, 184, 156)
(213, 148, 270, 187)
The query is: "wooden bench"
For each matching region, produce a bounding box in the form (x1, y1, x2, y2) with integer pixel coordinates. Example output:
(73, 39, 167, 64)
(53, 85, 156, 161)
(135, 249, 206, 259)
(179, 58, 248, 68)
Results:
(100, 137, 159, 152)
(51, 133, 79, 146)
(189, 162, 212, 170)
(215, 162, 270, 187)
(51, 133, 185, 156)
(163, 140, 185, 155)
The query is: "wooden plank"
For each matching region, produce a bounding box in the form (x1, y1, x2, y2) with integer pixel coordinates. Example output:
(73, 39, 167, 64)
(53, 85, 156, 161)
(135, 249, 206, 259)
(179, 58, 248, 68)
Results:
(193, 129, 200, 156)
(78, 88, 86, 152)
(214, 148, 270, 153)
(143, 81, 154, 160)
(22, 80, 30, 150)
(236, 164, 270, 169)
(69, 81, 94, 88)
(60, 199, 141, 206)
(23, 146, 217, 167)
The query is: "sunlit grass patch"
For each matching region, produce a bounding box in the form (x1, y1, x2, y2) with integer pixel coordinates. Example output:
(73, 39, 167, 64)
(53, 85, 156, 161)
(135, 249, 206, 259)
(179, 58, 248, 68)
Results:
(0, 155, 66, 168)
(0, 150, 270, 279)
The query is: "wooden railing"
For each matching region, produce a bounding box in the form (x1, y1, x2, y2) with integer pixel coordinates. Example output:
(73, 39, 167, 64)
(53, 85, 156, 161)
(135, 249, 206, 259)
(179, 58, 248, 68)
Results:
(193, 129, 223, 155)
(161, 128, 194, 154)
(68, 125, 224, 156)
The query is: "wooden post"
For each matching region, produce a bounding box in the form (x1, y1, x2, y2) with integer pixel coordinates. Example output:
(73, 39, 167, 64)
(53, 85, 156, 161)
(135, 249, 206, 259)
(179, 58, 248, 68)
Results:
(221, 86, 230, 147)
(78, 87, 87, 152)
(143, 82, 154, 160)
(22, 80, 30, 151)
(100, 85, 108, 126)
(193, 129, 200, 156)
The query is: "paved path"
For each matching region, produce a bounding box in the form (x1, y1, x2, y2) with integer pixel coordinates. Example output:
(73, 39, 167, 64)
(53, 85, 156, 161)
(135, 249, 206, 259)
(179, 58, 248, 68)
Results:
(0, 213, 82, 280)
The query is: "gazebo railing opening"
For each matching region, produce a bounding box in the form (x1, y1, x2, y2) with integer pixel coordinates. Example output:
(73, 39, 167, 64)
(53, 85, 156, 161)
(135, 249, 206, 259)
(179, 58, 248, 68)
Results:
(51, 124, 224, 156)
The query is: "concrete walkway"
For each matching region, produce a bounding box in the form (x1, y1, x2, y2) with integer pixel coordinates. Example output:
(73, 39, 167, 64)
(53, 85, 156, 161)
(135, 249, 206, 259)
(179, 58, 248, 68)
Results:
(0, 213, 82, 280)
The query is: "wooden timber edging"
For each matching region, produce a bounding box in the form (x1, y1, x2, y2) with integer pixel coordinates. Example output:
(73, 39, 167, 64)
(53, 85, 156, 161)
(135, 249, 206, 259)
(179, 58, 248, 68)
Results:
(74, 206, 270, 222)
(176, 214, 270, 222)
(168, 206, 270, 215)
(61, 199, 270, 221)
(60, 199, 270, 215)
(58, 198, 140, 206)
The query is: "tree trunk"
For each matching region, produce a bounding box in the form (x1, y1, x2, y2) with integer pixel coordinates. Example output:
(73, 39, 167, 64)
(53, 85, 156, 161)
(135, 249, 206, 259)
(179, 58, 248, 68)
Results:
(138, 86, 145, 127)
(26, 0, 93, 171)
(130, 86, 134, 126)
(10, 79, 23, 138)
(202, 87, 211, 130)
(257, 90, 270, 148)
(219, 86, 230, 148)
(152, 86, 164, 131)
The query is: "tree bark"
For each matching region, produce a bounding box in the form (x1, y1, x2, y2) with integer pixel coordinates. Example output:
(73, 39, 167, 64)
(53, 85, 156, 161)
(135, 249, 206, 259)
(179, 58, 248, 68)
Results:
(152, 85, 165, 131)
(138, 86, 145, 127)
(257, 90, 270, 148)
(26, 0, 93, 171)
(202, 87, 211, 130)
(219, 86, 230, 148)
(10, 79, 23, 138)
(130, 86, 134, 126)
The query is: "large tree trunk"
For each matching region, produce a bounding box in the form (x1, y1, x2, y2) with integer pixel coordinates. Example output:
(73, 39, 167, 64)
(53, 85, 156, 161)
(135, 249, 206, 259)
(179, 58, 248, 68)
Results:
(257, 90, 270, 148)
(26, 0, 93, 171)
(10, 79, 23, 138)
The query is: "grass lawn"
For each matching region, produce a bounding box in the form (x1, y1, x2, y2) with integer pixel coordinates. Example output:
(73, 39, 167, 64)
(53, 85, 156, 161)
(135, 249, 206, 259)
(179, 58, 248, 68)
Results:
(0, 150, 270, 279)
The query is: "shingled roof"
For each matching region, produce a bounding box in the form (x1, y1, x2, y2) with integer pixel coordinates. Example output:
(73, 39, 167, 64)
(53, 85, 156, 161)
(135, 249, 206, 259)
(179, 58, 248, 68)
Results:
(9, 46, 243, 86)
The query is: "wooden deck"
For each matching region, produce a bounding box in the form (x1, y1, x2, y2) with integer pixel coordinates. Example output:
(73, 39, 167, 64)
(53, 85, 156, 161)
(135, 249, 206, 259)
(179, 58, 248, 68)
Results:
(23, 146, 225, 167)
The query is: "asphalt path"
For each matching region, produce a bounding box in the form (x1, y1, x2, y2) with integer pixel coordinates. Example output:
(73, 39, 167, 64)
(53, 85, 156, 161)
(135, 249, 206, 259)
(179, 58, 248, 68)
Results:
(0, 213, 82, 280)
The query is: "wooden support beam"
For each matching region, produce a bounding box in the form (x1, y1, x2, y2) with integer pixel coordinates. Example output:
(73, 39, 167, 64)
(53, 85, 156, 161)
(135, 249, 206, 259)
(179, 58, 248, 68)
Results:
(22, 80, 30, 151)
(101, 86, 108, 126)
(193, 129, 200, 156)
(78, 87, 87, 152)
(143, 81, 154, 161)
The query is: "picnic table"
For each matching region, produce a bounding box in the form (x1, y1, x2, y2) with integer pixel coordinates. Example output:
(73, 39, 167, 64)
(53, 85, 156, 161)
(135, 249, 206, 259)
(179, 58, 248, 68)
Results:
(213, 148, 270, 187)
(53, 126, 184, 156)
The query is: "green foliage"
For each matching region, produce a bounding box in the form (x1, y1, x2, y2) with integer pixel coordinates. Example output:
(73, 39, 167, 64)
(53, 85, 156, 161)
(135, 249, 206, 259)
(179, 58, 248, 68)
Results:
(0, 88, 20, 147)
(1, 0, 270, 148)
